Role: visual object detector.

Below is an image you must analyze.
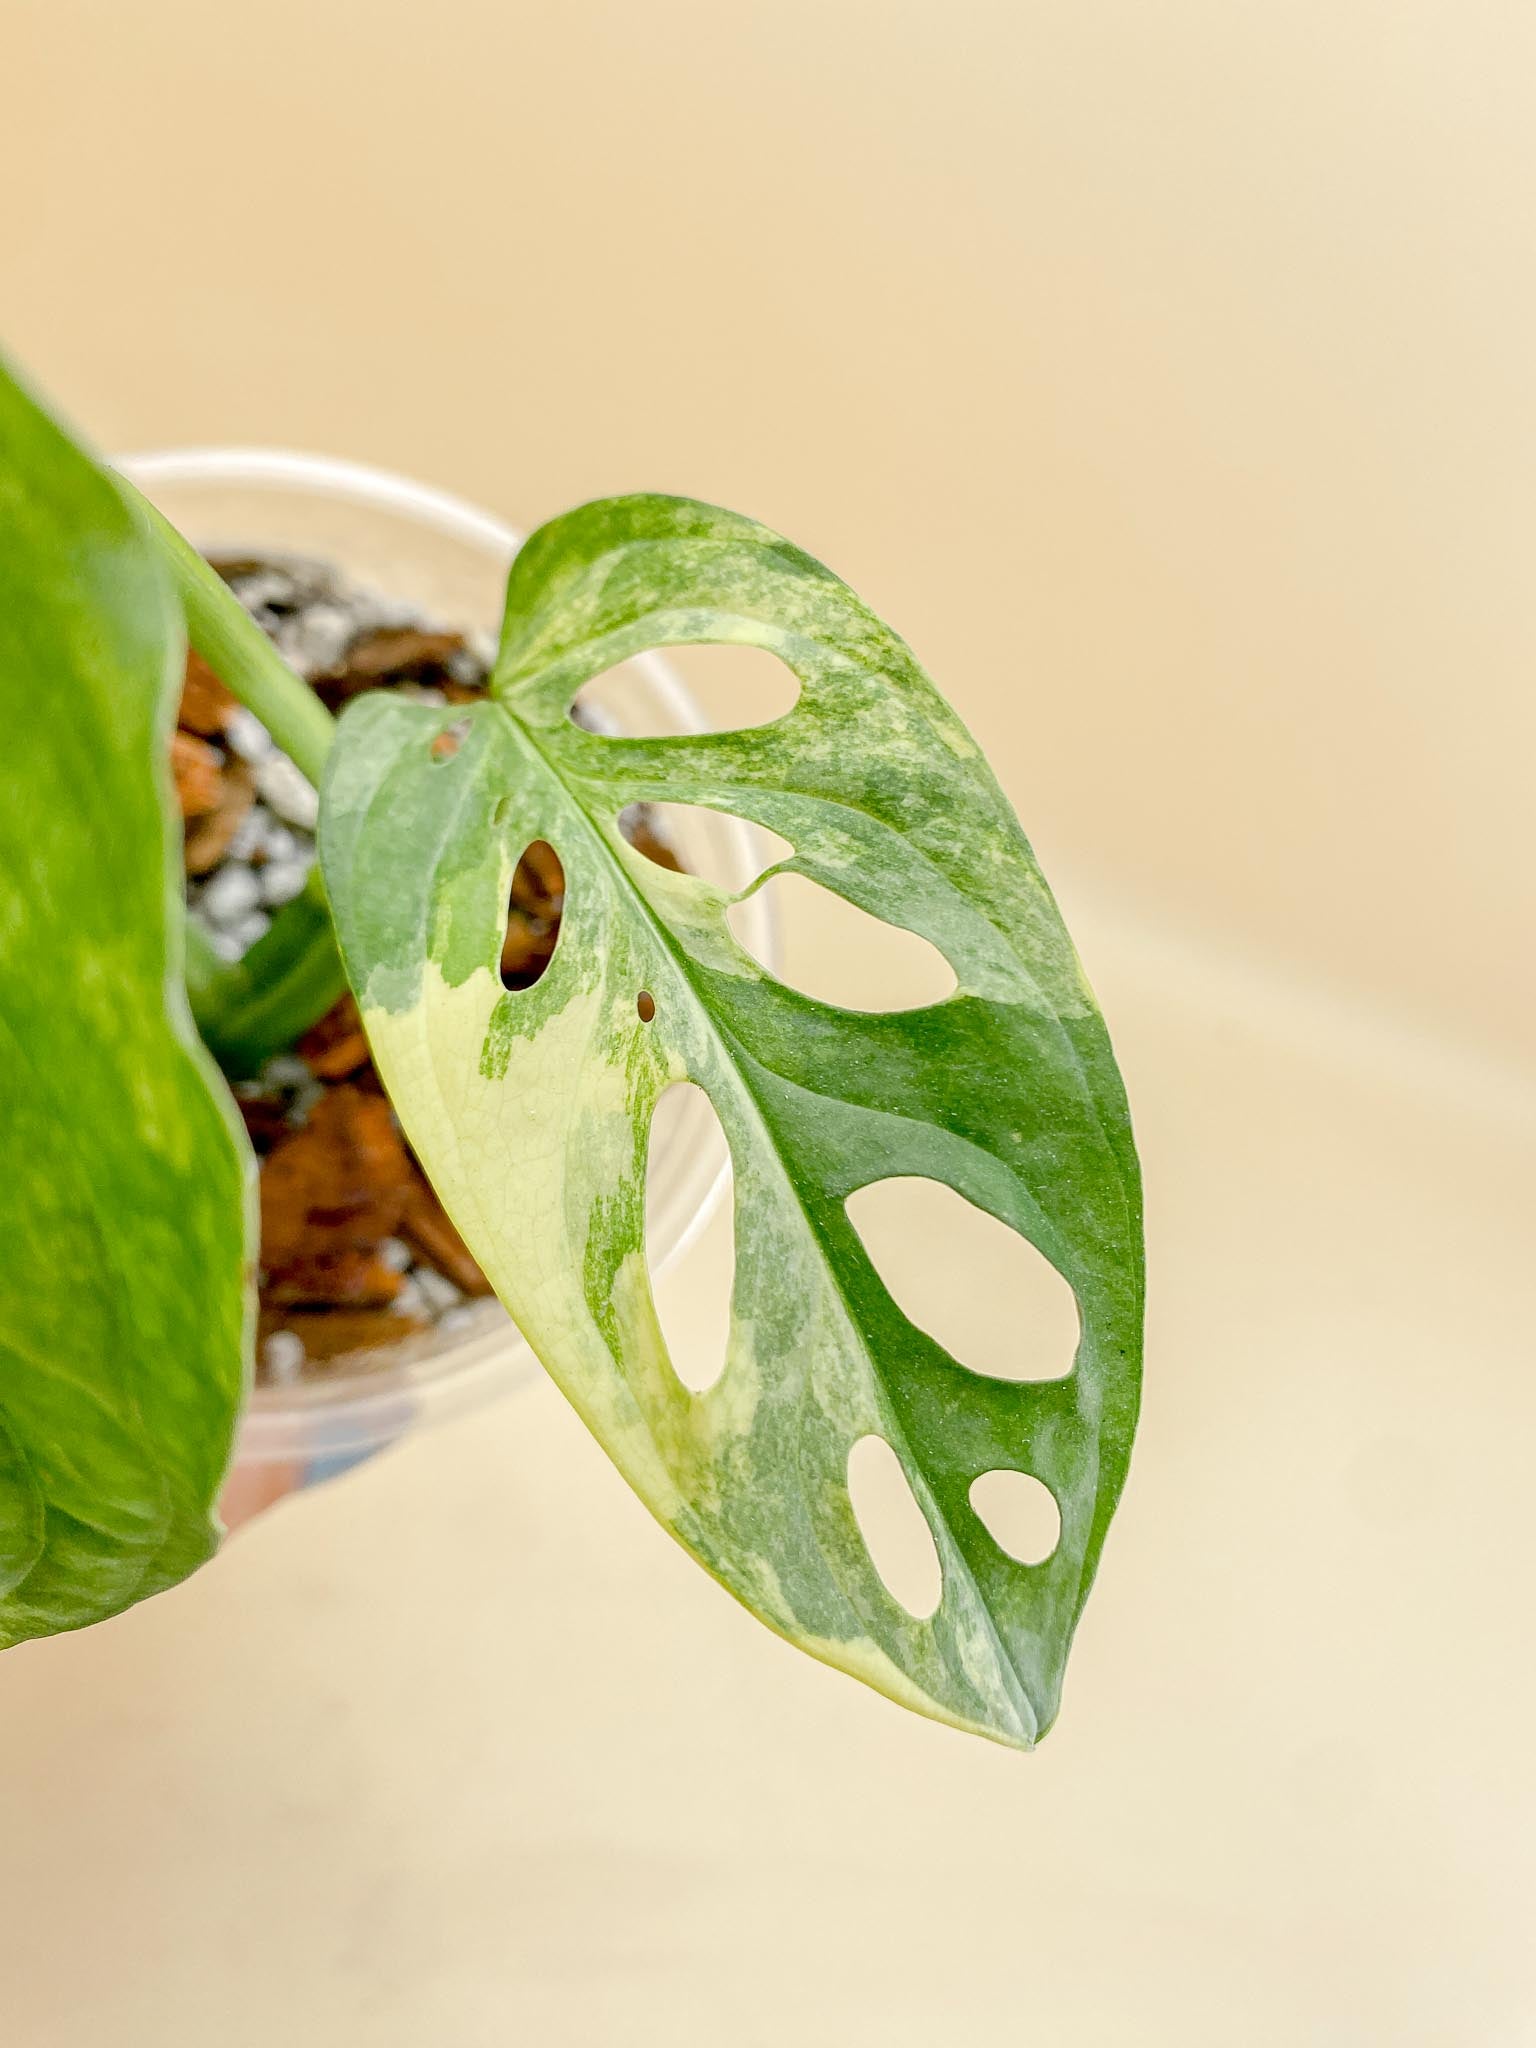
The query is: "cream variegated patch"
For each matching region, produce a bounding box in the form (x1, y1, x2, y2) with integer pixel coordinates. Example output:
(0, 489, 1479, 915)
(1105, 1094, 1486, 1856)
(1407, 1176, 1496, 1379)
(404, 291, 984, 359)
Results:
(366, 966, 687, 1519)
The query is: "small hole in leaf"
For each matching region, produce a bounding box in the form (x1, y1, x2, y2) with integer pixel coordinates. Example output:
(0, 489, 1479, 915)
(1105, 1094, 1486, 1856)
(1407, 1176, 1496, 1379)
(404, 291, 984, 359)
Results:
(637, 990, 656, 1022)
(970, 1470, 1060, 1566)
(620, 802, 793, 893)
(847, 1435, 942, 1619)
(431, 717, 471, 761)
(728, 874, 955, 1012)
(500, 840, 564, 991)
(846, 1178, 1078, 1381)
(646, 1082, 733, 1392)
(570, 644, 800, 737)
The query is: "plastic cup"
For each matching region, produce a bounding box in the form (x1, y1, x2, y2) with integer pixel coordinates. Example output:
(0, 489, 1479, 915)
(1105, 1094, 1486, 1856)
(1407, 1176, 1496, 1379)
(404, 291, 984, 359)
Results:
(122, 448, 773, 1498)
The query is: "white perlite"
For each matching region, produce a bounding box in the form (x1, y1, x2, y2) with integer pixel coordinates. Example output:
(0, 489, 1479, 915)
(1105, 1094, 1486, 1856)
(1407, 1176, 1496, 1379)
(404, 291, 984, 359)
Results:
(414, 1267, 463, 1314)
(225, 802, 272, 863)
(391, 1276, 426, 1319)
(254, 754, 320, 830)
(274, 600, 352, 676)
(198, 862, 262, 924)
(257, 1054, 312, 1092)
(260, 1330, 306, 1382)
(261, 859, 309, 907)
(224, 706, 273, 763)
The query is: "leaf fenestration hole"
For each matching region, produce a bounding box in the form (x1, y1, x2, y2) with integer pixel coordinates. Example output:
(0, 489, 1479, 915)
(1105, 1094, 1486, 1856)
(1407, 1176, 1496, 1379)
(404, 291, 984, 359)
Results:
(847, 1435, 942, 1619)
(727, 874, 956, 1012)
(970, 1470, 1060, 1566)
(431, 716, 471, 760)
(500, 840, 564, 991)
(620, 802, 793, 893)
(845, 1178, 1079, 1382)
(646, 1082, 733, 1393)
(571, 644, 799, 737)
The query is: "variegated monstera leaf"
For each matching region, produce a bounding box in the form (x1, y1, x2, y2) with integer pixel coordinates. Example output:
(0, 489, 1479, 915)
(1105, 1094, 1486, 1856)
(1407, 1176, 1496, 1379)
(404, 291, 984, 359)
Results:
(321, 497, 1142, 1747)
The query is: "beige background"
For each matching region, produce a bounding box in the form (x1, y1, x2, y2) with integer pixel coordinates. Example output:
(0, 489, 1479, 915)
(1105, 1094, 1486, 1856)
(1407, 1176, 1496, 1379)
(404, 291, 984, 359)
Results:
(3, 3, 1535, 2043)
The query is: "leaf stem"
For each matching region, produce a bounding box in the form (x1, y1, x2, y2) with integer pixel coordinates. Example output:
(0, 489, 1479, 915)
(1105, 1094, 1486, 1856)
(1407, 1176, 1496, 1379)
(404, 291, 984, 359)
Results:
(122, 479, 351, 1072)
(125, 481, 337, 784)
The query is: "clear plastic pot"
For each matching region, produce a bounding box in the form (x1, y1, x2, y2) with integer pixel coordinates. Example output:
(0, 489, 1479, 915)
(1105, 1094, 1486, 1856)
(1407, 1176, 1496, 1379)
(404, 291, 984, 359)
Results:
(122, 448, 772, 1493)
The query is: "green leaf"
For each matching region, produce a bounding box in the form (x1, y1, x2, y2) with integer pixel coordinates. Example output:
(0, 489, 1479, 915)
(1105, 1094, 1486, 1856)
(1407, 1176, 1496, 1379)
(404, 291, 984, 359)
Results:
(0, 360, 253, 1646)
(188, 872, 349, 1079)
(321, 494, 1142, 1745)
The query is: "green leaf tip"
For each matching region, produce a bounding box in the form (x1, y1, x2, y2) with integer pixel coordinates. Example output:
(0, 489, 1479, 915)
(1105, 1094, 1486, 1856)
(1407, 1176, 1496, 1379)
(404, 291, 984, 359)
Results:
(323, 491, 1144, 1745)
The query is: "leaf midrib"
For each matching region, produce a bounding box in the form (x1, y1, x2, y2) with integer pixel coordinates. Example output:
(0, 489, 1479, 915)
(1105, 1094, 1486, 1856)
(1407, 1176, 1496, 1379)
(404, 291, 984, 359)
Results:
(494, 690, 1038, 1742)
